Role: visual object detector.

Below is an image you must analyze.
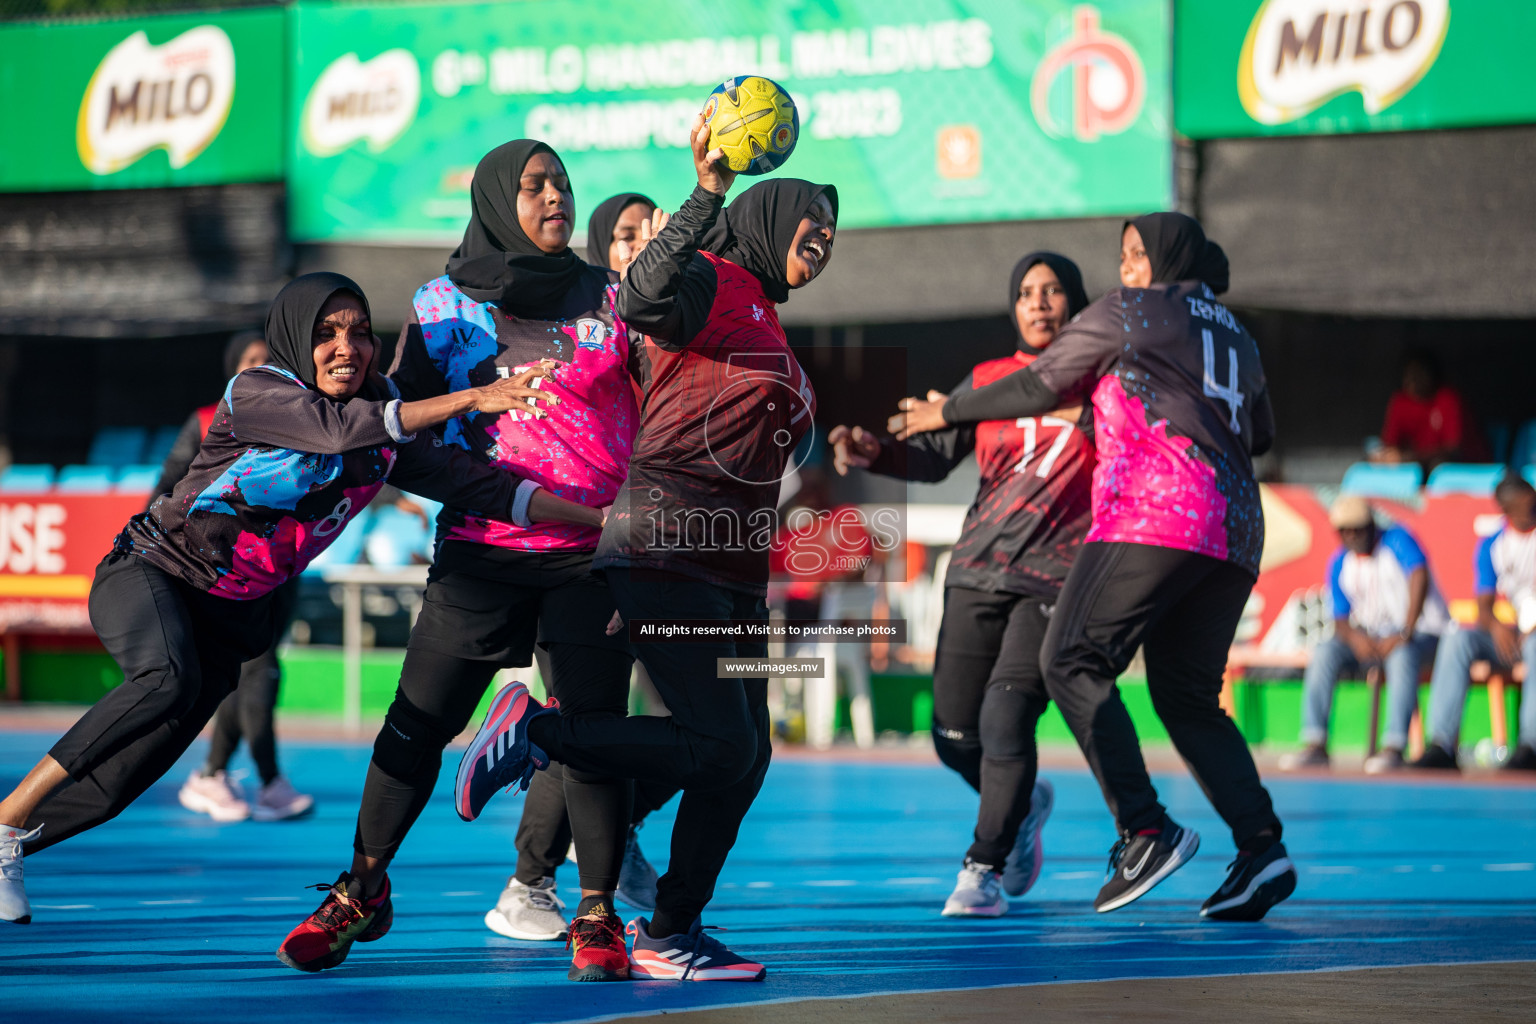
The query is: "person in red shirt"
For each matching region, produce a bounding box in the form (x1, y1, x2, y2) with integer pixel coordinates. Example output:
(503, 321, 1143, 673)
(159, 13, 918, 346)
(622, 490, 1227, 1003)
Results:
(1374, 350, 1486, 469)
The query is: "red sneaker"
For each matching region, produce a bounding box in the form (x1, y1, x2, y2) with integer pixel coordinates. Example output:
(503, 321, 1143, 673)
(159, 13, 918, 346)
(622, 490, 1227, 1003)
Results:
(275, 872, 393, 972)
(567, 905, 629, 981)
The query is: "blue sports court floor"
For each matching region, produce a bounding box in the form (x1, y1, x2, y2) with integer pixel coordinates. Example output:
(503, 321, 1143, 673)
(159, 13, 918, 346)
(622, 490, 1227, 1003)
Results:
(3, 730, 1534, 1023)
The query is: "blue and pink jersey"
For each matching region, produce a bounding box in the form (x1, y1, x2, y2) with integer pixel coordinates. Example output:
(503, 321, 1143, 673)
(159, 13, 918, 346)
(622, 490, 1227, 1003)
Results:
(392, 270, 639, 552)
(122, 367, 524, 599)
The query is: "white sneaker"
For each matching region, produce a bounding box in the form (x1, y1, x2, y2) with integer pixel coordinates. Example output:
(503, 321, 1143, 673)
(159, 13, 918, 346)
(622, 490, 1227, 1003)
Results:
(1, 823, 43, 924)
(251, 776, 315, 822)
(178, 770, 250, 822)
(942, 858, 1008, 917)
(616, 826, 659, 912)
(1364, 748, 1405, 775)
(484, 875, 568, 941)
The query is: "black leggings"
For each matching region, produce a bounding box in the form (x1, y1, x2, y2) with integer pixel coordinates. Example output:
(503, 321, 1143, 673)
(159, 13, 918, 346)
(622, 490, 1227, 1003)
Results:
(205, 579, 299, 785)
(1041, 541, 1281, 847)
(931, 587, 1052, 868)
(529, 569, 770, 935)
(24, 552, 272, 854)
(515, 649, 680, 885)
(354, 642, 635, 891)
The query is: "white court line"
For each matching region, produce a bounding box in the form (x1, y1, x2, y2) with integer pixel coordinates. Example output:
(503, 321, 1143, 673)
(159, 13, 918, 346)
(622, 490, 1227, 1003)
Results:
(139, 899, 201, 905)
(1051, 871, 1096, 880)
(804, 879, 858, 887)
(886, 877, 944, 885)
(1389, 866, 1414, 873)
(440, 891, 484, 896)
(1307, 866, 1359, 875)
(1484, 863, 1535, 872)
(746, 881, 774, 888)
(242, 896, 300, 902)
(33, 904, 94, 910)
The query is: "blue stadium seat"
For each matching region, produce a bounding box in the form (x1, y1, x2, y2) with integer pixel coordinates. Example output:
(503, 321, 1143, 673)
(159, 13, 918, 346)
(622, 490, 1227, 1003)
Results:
(142, 424, 182, 467)
(1512, 419, 1536, 474)
(1425, 463, 1508, 497)
(1525, 466, 1536, 488)
(0, 464, 56, 492)
(115, 465, 162, 492)
(1340, 462, 1423, 500)
(87, 426, 148, 466)
(55, 465, 116, 493)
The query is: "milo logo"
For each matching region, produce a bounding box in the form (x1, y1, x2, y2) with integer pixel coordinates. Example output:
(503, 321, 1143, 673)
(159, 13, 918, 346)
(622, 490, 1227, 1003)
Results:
(302, 49, 421, 157)
(75, 25, 236, 174)
(1238, 0, 1449, 124)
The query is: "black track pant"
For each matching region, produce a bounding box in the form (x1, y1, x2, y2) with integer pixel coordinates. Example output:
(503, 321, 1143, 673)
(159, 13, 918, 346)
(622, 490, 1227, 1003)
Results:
(529, 569, 770, 935)
(931, 587, 1052, 868)
(352, 543, 635, 892)
(23, 551, 273, 854)
(1040, 542, 1282, 847)
(516, 651, 680, 884)
(205, 578, 299, 785)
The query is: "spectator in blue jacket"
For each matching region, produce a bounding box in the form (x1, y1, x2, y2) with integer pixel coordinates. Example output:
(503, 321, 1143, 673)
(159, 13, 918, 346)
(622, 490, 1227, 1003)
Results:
(1413, 476, 1536, 772)
(1280, 496, 1448, 774)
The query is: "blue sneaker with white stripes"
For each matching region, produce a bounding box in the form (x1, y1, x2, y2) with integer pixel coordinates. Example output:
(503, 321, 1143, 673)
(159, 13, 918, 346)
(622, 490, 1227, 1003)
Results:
(627, 916, 766, 981)
(454, 681, 557, 823)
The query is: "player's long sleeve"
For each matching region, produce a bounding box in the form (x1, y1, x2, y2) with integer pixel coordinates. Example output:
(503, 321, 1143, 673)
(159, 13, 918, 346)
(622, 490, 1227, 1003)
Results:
(941, 366, 1061, 425)
(870, 373, 978, 482)
(386, 433, 538, 526)
(388, 311, 451, 401)
(227, 368, 410, 454)
(616, 185, 724, 352)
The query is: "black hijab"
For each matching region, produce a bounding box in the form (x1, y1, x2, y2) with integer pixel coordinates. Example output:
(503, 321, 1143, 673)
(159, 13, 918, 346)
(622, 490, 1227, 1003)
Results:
(585, 192, 656, 270)
(446, 139, 584, 317)
(1008, 251, 1089, 354)
(1126, 212, 1230, 294)
(702, 179, 839, 304)
(264, 272, 380, 399)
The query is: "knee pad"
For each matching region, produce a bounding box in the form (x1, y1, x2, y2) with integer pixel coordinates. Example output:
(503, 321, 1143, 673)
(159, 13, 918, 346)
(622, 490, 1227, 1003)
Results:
(932, 723, 982, 776)
(371, 692, 458, 781)
(977, 687, 1047, 762)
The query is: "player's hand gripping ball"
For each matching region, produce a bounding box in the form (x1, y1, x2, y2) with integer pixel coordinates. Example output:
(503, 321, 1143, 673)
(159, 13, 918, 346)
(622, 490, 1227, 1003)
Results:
(701, 76, 799, 175)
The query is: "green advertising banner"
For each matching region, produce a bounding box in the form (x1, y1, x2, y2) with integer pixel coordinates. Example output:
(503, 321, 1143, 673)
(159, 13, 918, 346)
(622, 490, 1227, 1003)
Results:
(0, 8, 285, 192)
(287, 0, 1170, 241)
(1176, 0, 1536, 138)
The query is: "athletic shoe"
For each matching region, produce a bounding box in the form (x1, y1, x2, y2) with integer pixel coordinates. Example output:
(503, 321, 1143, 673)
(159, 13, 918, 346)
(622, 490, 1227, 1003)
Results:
(251, 776, 315, 822)
(1277, 745, 1329, 771)
(454, 681, 557, 823)
(1406, 744, 1459, 771)
(1201, 842, 1297, 921)
(275, 871, 393, 972)
(178, 770, 250, 822)
(1001, 777, 1054, 897)
(484, 875, 568, 941)
(616, 826, 659, 912)
(1363, 748, 1405, 775)
(567, 904, 629, 981)
(942, 858, 1007, 917)
(627, 916, 766, 981)
(1094, 818, 1200, 914)
(0, 824, 42, 924)
(1502, 744, 1536, 772)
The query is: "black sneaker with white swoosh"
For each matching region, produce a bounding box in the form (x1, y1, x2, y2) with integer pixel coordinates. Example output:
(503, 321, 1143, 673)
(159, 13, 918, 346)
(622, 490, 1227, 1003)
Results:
(1093, 818, 1200, 913)
(1200, 841, 1296, 921)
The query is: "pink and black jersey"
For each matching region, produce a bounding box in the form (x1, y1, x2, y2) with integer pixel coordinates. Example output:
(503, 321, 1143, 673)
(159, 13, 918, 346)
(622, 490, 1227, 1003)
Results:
(945, 281, 1274, 577)
(390, 266, 639, 552)
(872, 351, 1094, 597)
(598, 186, 817, 594)
(122, 366, 524, 599)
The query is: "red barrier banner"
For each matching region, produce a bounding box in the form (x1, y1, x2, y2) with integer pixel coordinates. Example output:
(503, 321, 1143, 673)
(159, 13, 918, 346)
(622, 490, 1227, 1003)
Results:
(0, 491, 145, 632)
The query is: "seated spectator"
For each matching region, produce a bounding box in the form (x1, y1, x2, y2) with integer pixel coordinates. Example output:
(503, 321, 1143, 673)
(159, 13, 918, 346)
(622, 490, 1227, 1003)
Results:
(1279, 496, 1448, 774)
(1370, 349, 1486, 470)
(1412, 475, 1536, 772)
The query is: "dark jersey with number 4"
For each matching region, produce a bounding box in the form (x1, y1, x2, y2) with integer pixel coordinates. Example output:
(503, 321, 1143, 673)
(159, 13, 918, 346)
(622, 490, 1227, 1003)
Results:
(945, 281, 1273, 577)
(871, 351, 1093, 598)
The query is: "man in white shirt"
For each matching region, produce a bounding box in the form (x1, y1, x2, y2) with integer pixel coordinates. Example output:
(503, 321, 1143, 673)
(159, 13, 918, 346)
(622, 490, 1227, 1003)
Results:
(1414, 475, 1536, 772)
(1280, 496, 1448, 774)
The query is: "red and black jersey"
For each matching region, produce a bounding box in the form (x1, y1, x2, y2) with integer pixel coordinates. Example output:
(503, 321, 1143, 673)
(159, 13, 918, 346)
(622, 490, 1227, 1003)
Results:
(597, 186, 816, 595)
(871, 351, 1093, 598)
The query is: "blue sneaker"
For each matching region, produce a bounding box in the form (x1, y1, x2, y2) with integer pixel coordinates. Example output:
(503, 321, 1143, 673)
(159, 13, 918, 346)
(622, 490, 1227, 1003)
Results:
(1001, 777, 1054, 897)
(454, 682, 557, 822)
(626, 916, 766, 981)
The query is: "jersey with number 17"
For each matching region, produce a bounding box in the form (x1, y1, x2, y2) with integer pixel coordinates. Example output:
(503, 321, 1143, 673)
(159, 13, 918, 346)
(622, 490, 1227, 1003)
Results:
(1026, 280, 1275, 577)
